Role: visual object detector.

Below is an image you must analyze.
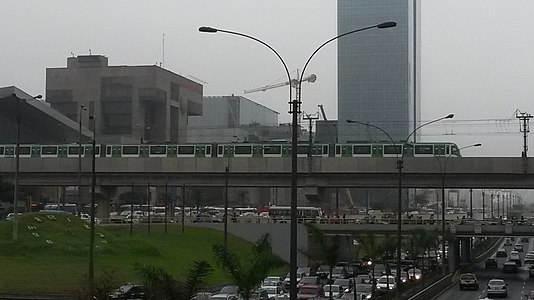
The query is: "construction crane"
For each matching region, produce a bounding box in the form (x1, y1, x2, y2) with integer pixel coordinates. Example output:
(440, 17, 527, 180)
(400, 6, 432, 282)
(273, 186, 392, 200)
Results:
(243, 73, 317, 94)
(318, 104, 327, 121)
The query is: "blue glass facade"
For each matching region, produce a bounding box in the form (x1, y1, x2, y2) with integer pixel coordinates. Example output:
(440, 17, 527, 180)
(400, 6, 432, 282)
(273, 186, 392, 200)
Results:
(338, 0, 420, 143)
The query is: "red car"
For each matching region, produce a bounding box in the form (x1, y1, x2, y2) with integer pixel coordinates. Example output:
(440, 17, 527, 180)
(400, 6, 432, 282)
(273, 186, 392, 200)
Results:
(297, 285, 323, 300)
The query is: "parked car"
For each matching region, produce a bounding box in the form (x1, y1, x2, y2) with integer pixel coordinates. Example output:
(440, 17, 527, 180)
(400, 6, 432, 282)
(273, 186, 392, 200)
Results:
(261, 286, 283, 299)
(108, 284, 146, 300)
(193, 213, 222, 223)
(485, 258, 498, 268)
(514, 243, 524, 252)
(459, 273, 479, 290)
(486, 279, 507, 298)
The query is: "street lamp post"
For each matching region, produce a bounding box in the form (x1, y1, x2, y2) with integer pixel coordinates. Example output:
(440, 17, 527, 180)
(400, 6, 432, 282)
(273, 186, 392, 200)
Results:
(438, 143, 481, 274)
(88, 114, 96, 297)
(78, 105, 87, 216)
(347, 113, 454, 294)
(11, 93, 42, 241)
(200, 22, 396, 300)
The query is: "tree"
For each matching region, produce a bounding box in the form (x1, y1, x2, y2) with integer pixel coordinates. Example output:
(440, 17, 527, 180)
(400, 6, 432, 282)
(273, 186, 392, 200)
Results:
(301, 223, 343, 300)
(212, 233, 284, 300)
(135, 261, 212, 300)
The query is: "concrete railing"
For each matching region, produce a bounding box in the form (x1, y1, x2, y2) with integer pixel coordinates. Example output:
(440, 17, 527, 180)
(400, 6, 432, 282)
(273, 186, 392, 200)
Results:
(407, 273, 453, 300)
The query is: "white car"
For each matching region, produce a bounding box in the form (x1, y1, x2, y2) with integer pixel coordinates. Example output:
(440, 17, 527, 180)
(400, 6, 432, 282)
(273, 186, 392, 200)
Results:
(509, 250, 520, 260)
(487, 279, 507, 298)
(261, 286, 283, 299)
(322, 284, 343, 298)
(375, 275, 396, 293)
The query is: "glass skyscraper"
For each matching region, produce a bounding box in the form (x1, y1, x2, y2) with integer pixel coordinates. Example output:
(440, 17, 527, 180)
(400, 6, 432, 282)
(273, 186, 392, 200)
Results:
(337, 0, 421, 143)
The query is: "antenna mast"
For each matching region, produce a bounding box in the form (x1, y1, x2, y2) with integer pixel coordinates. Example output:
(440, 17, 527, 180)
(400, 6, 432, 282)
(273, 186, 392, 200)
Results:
(162, 33, 165, 69)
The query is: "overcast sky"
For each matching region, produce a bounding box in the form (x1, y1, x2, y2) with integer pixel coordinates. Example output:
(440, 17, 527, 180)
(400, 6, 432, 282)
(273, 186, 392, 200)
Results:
(1, 0, 534, 157)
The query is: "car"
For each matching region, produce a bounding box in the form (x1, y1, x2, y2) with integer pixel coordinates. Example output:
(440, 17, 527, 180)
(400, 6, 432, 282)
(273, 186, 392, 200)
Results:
(333, 278, 353, 291)
(193, 213, 222, 223)
(529, 266, 534, 278)
(407, 268, 422, 281)
(297, 276, 319, 288)
(503, 261, 519, 273)
(496, 248, 507, 258)
(296, 285, 323, 300)
(354, 274, 372, 284)
(389, 270, 408, 284)
(514, 243, 524, 252)
(354, 283, 372, 300)
(526, 290, 534, 300)
(5, 212, 22, 221)
(486, 279, 507, 298)
(375, 275, 396, 294)
(521, 237, 529, 243)
(504, 238, 512, 246)
(108, 284, 147, 300)
(322, 284, 343, 298)
(485, 258, 498, 268)
(459, 273, 479, 290)
(262, 276, 283, 287)
(210, 285, 239, 300)
(261, 286, 283, 299)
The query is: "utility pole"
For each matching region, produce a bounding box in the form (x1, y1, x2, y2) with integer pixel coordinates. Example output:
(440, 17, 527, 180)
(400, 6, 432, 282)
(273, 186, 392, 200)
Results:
(303, 112, 319, 172)
(516, 111, 533, 157)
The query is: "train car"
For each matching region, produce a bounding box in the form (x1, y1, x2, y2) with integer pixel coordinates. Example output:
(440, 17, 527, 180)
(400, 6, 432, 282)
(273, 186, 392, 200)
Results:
(335, 142, 461, 158)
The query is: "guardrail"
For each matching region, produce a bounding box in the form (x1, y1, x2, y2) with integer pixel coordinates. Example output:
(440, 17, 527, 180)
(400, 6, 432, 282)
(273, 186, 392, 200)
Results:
(406, 273, 453, 300)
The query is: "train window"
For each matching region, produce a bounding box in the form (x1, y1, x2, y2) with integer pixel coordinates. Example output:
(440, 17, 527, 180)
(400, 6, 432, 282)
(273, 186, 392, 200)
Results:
(68, 146, 82, 155)
(217, 145, 224, 155)
(353, 145, 372, 154)
(234, 145, 252, 155)
(264, 145, 282, 154)
(42, 146, 58, 155)
(206, 145, 212, 155)
(414, 145, 433, 155)
(95, 146, 101, 155)
(0, 146, 4, 155)
(18, 146, 31, 155)
(122, 146, 139, 155)
(335, 145, 341, 155)
(322, 145, 329, 155)
(150, 146, 166, 155)
(106, 146, 111, 155)
(296, 145, 309, 154)
(383, 145, 401, 155)
(177, 145, 195, 155)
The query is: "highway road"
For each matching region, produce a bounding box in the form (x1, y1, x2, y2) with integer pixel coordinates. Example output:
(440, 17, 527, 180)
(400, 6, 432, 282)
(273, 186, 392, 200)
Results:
(437, 238, 534, 300)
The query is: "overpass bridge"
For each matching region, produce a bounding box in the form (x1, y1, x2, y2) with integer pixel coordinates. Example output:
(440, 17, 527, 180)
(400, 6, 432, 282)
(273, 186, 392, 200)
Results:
(190, 220, 527, 270)
(0, 156, 533, 188)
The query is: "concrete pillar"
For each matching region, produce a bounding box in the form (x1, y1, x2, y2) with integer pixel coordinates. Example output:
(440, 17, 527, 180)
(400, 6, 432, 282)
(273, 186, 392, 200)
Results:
(460, 237, 472, 264)
(448, 238, 460, 272)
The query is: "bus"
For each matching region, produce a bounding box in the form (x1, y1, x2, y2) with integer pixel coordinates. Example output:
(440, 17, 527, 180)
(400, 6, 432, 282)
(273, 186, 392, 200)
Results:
(42, 203, 78, 215)
(268, 206, 323, 223)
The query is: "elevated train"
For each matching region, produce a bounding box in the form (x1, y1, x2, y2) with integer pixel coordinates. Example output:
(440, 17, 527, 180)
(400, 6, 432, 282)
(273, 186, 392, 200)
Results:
(0, 142, 461, 159)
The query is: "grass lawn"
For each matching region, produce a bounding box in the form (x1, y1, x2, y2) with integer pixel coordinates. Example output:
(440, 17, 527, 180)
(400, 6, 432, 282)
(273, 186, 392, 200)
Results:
(0, 213, 283, 295)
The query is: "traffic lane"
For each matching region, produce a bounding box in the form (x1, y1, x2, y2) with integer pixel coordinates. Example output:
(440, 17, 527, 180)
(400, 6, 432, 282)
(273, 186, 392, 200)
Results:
(436, 267, 529, 300)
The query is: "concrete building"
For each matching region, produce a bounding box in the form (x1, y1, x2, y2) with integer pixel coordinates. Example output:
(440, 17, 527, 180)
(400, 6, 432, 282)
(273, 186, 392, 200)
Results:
(337, 0, 421, 143)
(46, 55, 202, 144)
(187, 95, 279, 143)
(0, 86, 92, 144)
